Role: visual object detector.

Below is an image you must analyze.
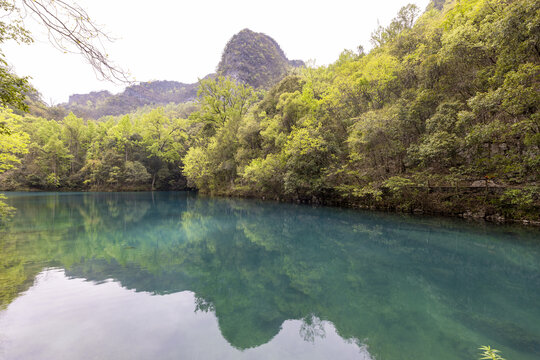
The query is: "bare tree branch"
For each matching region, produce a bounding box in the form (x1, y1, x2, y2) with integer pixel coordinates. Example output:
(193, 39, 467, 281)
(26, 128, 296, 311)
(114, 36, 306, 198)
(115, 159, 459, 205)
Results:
(15, 0, 130, 83)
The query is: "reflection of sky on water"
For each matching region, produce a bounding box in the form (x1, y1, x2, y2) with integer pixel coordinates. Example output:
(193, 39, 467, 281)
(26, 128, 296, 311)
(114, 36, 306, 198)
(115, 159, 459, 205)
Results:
(1, 192, 539, 360)
(0, 269, 373, 360)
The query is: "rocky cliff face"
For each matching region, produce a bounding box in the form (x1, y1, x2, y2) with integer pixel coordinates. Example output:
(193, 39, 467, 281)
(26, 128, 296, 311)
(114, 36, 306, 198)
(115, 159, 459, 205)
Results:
(429, 0, 449, 10)
(217, 29, 304, 89)
(62, 29, 304, 119)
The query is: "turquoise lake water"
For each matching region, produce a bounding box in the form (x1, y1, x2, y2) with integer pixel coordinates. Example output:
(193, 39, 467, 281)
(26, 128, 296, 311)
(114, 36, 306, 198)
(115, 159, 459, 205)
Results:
(0, 192, 539, 360)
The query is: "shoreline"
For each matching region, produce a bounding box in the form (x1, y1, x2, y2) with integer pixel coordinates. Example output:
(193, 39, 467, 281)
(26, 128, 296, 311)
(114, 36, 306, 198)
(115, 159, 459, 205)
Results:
(3, 188, 539, 227)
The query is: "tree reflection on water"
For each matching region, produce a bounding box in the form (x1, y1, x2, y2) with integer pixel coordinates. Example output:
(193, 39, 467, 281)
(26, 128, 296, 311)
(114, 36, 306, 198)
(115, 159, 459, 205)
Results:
(0, 192, 539, 359)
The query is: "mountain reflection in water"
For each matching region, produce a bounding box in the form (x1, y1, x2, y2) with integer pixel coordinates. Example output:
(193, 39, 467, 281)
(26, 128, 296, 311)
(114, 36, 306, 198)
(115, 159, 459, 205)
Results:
(0, 192, 539, 360)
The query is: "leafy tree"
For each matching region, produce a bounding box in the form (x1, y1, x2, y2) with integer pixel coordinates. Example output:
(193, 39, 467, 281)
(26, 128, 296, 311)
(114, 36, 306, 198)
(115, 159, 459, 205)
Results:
(140, 108, 187, 189)
(191, 76, 258, 135)
(124, 161, 151, 185)
(371, 4, 420, 48)
(182, 146, 211, 189)
(61, 112, 87, 175)
(0, 108, 29, 172)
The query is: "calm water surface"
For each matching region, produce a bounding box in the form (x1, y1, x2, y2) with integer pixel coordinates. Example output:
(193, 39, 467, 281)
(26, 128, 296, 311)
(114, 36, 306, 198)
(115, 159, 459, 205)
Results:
(0, 192, 539, 360)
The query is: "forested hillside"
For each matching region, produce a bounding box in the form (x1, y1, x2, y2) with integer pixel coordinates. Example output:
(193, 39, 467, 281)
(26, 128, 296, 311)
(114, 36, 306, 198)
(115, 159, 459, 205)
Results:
(0, 102, 197, 192)
(183, 0, 540, 221)
(62, 81, 198, 119)
(1, 0, 539, 222)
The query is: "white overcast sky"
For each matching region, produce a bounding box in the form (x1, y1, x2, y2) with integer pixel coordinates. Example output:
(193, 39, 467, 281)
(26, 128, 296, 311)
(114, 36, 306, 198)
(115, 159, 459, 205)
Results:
(3, 0, 430, 104)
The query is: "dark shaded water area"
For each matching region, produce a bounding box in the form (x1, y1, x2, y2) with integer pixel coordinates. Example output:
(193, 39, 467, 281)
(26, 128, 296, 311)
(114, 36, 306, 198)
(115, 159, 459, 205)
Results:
(0, 192, 539, 359)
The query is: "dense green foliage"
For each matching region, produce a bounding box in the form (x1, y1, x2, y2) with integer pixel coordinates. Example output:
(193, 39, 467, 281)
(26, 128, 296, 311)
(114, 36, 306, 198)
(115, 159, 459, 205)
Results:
(0, 106, 29, 220)
(0, 104, 197, 191)
(1, 0, 539, 221)
(217, 28, 304, 88)
(182, 0, 540, 221)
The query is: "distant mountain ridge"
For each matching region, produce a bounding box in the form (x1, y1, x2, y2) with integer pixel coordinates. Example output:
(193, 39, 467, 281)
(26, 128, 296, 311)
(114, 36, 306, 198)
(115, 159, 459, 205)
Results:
(62, 29, 304, 119)
(64, 81, 198, 119)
